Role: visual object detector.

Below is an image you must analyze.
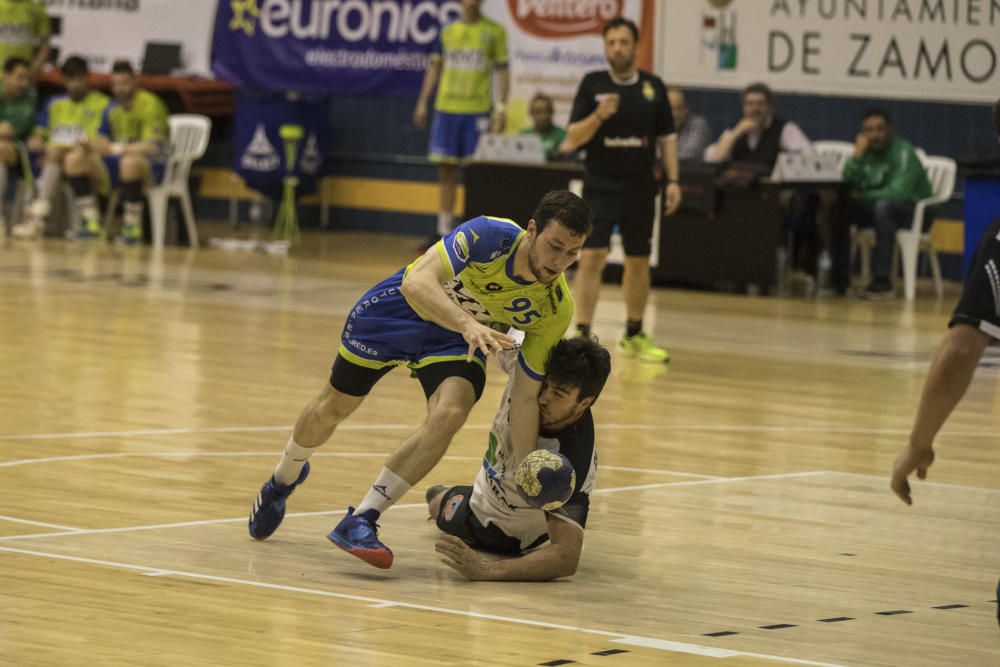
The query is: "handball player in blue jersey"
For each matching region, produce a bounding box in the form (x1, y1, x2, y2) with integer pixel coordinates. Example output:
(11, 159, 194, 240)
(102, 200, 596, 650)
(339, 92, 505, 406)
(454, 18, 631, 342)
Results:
(249, 190, 592, 569)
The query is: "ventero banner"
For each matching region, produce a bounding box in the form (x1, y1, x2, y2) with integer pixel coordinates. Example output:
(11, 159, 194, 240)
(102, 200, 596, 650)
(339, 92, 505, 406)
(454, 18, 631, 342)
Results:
(212, 0, 464, 94)
(493, 0, 654, 131)
(661, 0, 999, 103)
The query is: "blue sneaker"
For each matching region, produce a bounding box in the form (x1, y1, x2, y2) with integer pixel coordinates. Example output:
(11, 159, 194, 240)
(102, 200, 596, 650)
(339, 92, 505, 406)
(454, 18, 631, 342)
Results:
(327, 507, 394, 569)
(248, 462, 310, 540)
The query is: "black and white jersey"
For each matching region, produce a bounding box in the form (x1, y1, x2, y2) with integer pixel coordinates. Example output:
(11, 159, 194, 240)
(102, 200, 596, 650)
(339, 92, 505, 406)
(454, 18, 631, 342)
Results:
(470, 352, 597, 550)
(950, 218, 1000, 340)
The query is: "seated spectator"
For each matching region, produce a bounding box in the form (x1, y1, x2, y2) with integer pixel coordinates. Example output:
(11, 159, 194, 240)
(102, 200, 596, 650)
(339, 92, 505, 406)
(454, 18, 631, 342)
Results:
(13, 55, 109, 239)
(705, 82, 820, 280)
(843, 108, 933, 299)
(91, 60, 169, 244)
(668, 87, 711, 161)
(704, 82, 811, 167)
(0, 56, 34, 233)
(519, 93, 566, 161)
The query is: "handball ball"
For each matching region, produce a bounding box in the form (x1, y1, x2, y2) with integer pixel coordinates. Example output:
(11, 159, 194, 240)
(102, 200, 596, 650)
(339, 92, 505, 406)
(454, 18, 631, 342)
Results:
(515, 450, 576, 511)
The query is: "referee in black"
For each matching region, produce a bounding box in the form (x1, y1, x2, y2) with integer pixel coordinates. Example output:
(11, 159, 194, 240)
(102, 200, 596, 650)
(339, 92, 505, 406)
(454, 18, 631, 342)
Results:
(564, 16, 681, 363)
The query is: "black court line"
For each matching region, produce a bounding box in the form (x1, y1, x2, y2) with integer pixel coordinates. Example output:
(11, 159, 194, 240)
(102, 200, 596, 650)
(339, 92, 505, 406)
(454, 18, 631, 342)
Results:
(591, 649, 630, 656)
(700, 599, 991, 639)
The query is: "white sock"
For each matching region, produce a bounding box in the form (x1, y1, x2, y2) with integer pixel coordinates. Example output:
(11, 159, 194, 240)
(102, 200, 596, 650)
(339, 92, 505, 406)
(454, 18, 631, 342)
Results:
(436, 211, 453, 237)
(273, 436, 315, 486)
(355, 467, 411, 516)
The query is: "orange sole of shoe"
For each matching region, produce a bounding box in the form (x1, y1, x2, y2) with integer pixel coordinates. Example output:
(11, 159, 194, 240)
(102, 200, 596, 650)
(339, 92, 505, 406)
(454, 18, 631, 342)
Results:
(327, 534, 394, 569)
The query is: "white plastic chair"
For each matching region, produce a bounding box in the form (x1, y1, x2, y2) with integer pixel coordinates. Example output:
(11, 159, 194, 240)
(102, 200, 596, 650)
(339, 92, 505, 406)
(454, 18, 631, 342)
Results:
(895, 155, 956, 300)
(148, 114, 211, 248)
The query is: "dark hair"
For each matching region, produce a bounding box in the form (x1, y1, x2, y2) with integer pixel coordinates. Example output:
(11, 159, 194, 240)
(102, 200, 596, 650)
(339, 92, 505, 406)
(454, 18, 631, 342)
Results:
(61, 56, 89, 79)
(993, 97, 999, 140)
(532, 190, 592, 237)
(111, 60, 135, 76)
(529, 93, 554, 112)
(603, 16, 639, 41)
(546, 337, 612, 403)
(3, 56, 29, 74)
(742, 82, 772, 104)
(862, 107, 891, 124)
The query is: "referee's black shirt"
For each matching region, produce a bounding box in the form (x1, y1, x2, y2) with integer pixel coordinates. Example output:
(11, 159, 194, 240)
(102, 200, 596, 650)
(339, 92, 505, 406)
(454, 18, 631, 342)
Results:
(569, 70, 674, 182)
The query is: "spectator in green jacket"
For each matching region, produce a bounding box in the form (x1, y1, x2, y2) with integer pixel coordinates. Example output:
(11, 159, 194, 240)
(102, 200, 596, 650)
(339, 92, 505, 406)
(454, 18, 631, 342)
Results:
(520, 93, 566, 161)
(843, 108, 933, 299)
(0, 55, 33, 231)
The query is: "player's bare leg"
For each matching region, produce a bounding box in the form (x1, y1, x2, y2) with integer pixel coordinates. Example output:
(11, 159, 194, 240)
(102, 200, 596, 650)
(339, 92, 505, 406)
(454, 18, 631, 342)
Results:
(248, 383, 365, 540)
(329, 375, 476, 568)
(436, 163, 460, 236)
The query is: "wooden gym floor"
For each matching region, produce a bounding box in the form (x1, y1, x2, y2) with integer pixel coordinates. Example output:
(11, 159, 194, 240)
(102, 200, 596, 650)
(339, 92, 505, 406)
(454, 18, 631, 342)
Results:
(1, 230, 997, 666)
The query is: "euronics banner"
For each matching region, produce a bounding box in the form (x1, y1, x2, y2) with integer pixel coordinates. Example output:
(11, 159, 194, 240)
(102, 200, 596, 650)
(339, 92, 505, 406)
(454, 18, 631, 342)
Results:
(44, 0, 215, 75)
(661, 0, 999, 103)
(212, 0, 464, 94)
(211, 0, 654, 118)
(492, 0, 652, 132)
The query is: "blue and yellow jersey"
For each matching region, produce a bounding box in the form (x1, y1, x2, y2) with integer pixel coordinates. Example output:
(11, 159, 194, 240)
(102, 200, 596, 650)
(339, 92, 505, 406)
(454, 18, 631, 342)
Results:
(36, 91, 109, 146)
(0, 0, 50, 67)
(432, 17, 507, 115)
(413, 216, 573, 380)
(98, 89, 169, 146)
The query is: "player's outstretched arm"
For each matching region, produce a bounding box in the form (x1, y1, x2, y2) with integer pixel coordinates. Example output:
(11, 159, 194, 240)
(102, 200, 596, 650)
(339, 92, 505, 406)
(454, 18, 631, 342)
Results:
(891, 324, 990, 505)
(436, 516, 583, 582)
(401, 245, 514, 358)
(508, 363, 542, 467)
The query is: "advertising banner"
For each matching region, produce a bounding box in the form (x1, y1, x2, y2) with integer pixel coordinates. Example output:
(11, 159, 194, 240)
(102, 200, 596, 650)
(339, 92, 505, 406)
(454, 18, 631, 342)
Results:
(44, 0, 215, 75)
(660, 0, 999, 103)
(212, 0, 464, 94)
(491, 0, 654, 131)
(234, 91, 327, 198)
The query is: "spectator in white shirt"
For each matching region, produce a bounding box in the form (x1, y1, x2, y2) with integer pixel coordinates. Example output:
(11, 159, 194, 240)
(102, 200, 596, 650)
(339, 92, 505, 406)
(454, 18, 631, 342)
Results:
(704, 82, 811, 168)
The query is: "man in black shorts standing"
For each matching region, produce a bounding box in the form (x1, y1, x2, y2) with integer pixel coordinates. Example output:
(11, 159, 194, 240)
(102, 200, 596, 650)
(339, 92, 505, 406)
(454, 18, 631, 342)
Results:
(564, 16, 681, 363)
(890, 96, 1000, 505)
(427, 336, 611, 581)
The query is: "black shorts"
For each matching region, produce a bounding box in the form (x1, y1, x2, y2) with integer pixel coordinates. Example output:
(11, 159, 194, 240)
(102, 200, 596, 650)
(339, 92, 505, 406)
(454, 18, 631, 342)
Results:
(582, 174, 658, 256)
(435, 485, 523, 555)
(949, 217, 1000, 340)
(329, 355, 486, 401)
